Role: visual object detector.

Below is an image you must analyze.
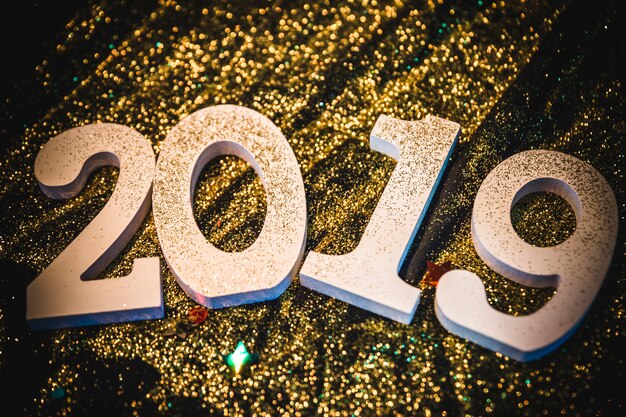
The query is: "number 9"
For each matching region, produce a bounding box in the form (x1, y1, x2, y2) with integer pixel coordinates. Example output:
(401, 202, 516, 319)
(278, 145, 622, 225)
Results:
(435, 150, 618, 361)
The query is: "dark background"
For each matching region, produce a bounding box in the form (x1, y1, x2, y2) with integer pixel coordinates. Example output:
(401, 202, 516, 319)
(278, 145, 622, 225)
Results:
(1, 1, 84, 152)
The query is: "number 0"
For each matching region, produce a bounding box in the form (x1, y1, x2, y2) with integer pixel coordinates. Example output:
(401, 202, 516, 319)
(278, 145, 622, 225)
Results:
(152, 105, 307, 309)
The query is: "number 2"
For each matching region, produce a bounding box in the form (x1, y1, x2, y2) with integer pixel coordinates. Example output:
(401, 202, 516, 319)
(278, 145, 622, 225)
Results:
(27, 124, 163, 330)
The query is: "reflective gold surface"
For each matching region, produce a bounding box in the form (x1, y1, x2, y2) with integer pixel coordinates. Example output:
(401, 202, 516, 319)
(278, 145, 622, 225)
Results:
(0, 1, 624, 416)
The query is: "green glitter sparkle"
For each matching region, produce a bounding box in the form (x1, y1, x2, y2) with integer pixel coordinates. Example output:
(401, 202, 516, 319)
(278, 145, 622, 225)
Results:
(223, 341, 258, 375)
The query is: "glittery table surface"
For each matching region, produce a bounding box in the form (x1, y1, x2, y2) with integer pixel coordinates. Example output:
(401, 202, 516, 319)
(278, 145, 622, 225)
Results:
(0, 0, 624, 416)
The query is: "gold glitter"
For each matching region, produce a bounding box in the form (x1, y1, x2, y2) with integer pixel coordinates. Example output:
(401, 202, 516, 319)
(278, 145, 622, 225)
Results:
(0, 1, 623, 416)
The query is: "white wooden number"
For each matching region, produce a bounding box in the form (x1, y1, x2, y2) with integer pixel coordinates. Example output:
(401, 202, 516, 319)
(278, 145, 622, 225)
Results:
(435, 150, 618, 361)
(27, 124, 163, 330)
(300, 115, 460, 323)
(28, 108, 618, 363)
(152, 105, 307, 308)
